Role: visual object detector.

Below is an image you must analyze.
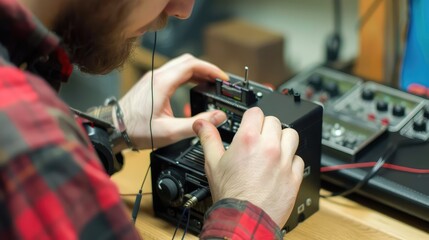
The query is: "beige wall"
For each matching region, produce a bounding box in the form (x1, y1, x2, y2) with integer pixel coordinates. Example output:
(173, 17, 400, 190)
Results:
(214, 0, 359, 72)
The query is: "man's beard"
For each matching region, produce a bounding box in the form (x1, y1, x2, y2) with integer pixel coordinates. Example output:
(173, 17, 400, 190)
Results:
(55, 1, 167, 75)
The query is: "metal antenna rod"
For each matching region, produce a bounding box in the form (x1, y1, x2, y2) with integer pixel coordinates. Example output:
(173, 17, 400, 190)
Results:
(244, 66, 249, 88)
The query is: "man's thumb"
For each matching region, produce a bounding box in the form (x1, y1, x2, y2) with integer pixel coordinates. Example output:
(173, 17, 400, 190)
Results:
(192, 119, 225, 168)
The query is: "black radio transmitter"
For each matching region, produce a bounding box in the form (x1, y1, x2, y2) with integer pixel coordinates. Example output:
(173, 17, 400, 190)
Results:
(151, 74, 323, 235)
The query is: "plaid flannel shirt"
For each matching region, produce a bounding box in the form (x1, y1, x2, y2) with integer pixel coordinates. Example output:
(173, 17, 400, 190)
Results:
(0, 0, 282, 239)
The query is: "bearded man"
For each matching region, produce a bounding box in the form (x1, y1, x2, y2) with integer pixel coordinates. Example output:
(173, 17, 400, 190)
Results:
(0, 0, 304, 239)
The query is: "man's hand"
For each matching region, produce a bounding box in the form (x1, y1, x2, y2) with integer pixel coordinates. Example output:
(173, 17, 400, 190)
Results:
(119, 54, 228, 150)
(193, 107, 304, 227)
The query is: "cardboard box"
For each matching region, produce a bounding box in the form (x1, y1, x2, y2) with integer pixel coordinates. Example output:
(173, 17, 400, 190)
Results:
(204, 19, 287, 87)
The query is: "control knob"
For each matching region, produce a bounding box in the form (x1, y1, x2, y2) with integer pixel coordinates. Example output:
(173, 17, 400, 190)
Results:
(156, 170, 185, 207)
(324, 82, 339, 98)
(413, 119, 427, 132)
(307, 74, 323, 91)
(423, 105, 429, 119)
(361, 88, 375, 101)
(376, 100, 388, 112)
(330, 123, 345, 142)
(392, 104, 405, 117)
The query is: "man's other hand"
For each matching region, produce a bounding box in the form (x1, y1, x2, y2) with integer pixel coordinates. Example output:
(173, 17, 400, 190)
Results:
(120, 54, 228, 150)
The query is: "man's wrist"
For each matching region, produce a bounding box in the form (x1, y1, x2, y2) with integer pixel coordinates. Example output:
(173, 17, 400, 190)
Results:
(86, 97, 138, 154)
(105, 97, 138, 152)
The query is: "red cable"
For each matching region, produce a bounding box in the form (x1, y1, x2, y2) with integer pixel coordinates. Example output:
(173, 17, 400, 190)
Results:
(321, 162, 429, 174)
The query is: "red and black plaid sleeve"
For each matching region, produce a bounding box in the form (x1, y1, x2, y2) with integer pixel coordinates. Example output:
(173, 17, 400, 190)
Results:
(0, 66, 140, 239)
(200, 199, 284, 240)
(1, 0, 140, 238)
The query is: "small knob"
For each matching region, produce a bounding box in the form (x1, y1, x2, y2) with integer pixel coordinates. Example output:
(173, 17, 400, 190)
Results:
(307, 74, 323, 91)
(392, 104, 405, 117)
(331, 123, 345, 137)
(294, 92, 301, 102)
(413, 119, 427, 132)
(423, 105, 429, 119)
(376, 100, 388, 112)
(324, 82, 339, 98)
(361, 88, 375, 101)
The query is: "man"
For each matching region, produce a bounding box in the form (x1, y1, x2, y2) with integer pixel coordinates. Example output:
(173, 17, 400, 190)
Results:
(0, 0, 304, 239)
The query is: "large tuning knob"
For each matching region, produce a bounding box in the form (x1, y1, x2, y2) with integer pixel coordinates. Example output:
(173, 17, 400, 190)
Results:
(156, 170, 184, 207)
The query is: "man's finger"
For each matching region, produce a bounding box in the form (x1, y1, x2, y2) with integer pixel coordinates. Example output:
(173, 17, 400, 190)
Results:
(160, 111, 226, 142)
(193, 119, 225, 170)
(261, 116, 282, 141)
(159, 54, 229, 92)
(237, 107, 265, 136)
(281, 128, 300, 167)
(291, 155, 305, 180)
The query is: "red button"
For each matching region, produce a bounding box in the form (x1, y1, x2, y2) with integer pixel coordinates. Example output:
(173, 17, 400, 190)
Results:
(282, 88, 289, 95)
(319, 94, 329, 103)
(368, 113, 376, 121)
(305, 88, 314, 99)
(381, 118, 390, 126)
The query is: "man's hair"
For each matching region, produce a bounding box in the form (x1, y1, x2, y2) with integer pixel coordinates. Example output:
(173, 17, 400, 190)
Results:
(55, 0, 139, 74)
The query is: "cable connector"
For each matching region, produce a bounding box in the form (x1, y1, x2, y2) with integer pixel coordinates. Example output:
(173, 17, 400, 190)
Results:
(183, 188, 210, 208)
(131, 190, 143, 224)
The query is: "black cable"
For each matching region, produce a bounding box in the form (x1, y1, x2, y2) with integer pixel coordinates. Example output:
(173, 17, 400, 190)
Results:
(149, 32, 157, 153)
(172, 208, 188, 240)
(181, 208, 191, 240)
(131, 31, 158, 224)
(169, 188, 209, 239)
(356, 0, 384, 30)
(120, 192, 152, 197)
(131, 190, 143, 223)
(322, 143, 395, 198)
(322, 137, 427, 198)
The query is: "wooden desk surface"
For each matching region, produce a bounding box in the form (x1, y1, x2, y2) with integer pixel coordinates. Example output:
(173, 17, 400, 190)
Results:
(112, 150, 429, 239)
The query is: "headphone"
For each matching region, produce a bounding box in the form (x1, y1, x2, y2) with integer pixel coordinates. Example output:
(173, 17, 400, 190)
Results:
(71, 107, 123, 176)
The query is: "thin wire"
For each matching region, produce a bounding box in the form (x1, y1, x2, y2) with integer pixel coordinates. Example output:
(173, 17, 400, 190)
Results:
(120, 192, 152, 197)
(172, 208, 188, 240)
(321, 162, 429, 174)
(138, 31, 157, 192)
(181, 208, 191, 240)
(322, 138, 428, 198)
(149, 32, 157, 153)
(131, 32, 158, 225)
(322, 143, 396, 198)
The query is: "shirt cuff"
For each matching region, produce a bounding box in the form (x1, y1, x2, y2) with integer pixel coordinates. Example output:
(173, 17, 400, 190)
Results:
(200, 198, 283, 240)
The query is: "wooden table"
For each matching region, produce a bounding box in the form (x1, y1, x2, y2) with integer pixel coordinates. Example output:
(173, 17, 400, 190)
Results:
(112, 150, 429, 239)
